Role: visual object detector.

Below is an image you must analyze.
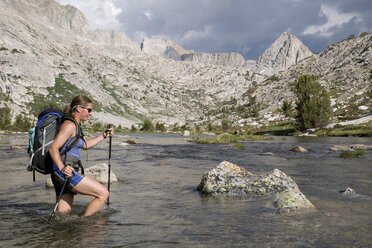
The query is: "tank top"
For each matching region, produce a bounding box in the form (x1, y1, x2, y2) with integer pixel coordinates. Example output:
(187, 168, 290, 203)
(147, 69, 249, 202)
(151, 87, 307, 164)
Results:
(52, 137, 84, 171)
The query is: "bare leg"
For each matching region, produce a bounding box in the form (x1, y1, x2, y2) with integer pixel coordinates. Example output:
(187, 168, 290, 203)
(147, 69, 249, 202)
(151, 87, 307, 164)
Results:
(57, 193, 74, 214)
(73, 176, 109, 216)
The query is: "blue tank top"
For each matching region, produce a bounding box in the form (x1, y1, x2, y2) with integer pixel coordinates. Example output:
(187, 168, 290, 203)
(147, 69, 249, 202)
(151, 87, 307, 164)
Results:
(53, 137, 84, 171)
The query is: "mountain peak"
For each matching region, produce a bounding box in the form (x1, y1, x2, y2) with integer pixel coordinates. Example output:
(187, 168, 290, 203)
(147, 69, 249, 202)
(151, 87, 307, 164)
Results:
(1, 0, 91, 34)
(256, 32, 313, 75)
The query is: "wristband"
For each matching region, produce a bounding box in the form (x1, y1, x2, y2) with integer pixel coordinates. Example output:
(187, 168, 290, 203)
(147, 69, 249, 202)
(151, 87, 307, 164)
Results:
(102, 132, 107, 139)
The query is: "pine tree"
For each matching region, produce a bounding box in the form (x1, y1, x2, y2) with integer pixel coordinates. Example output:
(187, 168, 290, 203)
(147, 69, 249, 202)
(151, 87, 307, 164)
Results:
(292, 75, 332, 130)
(0, 106, 11, 130)
(281, 100, 293, 117)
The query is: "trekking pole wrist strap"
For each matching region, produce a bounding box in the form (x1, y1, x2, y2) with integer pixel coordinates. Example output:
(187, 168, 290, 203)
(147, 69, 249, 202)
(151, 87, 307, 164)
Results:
(102, 132, 107, 139)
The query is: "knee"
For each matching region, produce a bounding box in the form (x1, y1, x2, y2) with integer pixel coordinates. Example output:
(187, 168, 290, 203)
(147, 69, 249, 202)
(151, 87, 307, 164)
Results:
(98, 188, 109, 201)
(57, 205, 72, 215)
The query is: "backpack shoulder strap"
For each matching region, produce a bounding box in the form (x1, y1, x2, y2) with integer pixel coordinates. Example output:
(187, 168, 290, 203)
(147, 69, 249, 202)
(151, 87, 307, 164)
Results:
(60, 116, 84, 155)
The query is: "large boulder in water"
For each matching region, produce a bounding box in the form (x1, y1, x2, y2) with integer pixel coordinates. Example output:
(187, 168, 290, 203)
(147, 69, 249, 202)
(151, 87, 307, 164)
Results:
(197, 161, 315, 215)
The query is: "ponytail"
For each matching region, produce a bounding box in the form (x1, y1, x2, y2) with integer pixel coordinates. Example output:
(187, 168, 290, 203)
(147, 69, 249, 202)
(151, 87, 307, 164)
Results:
(63, 105, 72, 116)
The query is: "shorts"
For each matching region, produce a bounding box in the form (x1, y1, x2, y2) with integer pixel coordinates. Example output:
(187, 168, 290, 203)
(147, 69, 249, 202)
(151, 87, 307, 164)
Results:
(51, 168, 84, 195)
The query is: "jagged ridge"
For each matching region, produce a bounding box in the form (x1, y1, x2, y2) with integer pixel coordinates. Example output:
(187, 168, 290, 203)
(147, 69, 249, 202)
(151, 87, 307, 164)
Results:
(0, 0, 370, 128)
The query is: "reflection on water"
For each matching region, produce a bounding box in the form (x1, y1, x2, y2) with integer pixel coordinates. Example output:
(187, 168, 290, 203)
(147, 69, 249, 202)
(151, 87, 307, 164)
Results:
(0, 133, 371, 247)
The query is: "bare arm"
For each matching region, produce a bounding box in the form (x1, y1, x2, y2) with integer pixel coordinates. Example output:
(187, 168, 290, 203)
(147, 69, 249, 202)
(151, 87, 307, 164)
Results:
(49, 121, 76, 175)
(83, 127, 114, 149)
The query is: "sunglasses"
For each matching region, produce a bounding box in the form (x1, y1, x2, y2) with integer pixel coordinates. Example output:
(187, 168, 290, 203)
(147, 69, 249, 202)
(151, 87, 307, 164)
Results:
(80, 105, 92, 113)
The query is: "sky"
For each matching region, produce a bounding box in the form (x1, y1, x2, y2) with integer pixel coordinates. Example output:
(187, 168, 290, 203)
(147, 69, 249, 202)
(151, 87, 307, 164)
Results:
(55, 0, 372, 60)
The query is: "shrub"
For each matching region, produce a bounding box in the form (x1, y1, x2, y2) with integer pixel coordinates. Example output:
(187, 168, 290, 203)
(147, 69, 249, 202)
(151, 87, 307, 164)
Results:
(92, 122, 104, 132)
(141, 119, 154, 131)
(281, 100, 293, 117)
(155, 122, 166, 132)
(340, 150, 366, 158)
(234, 143, 245, 150)
(0, 106, 11, 130)
(360, 32, 369, 37)
(292, 75, 332, 130)
(131, 124, 137, 132)
(12, 114, 32, 132)
(207, 122, 214, 131)
(250, 104, 260, 118)
(172, 123, 179, 132)
(37, 101, 62, 115)
(180, 124, 188, 131)
(221, 118, 230, 131)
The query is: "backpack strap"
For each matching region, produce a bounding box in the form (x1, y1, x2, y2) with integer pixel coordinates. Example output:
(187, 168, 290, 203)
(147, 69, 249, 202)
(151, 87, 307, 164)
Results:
(60, 116, 85, 174)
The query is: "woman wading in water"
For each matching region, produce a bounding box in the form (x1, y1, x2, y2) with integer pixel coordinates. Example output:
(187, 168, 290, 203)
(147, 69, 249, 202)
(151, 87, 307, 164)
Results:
(49, 95, 114, 216)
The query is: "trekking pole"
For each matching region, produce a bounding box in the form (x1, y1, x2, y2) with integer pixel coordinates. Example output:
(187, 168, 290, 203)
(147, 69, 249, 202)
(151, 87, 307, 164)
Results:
(107, 124, 113, 207)
(49, 177, 68, 223)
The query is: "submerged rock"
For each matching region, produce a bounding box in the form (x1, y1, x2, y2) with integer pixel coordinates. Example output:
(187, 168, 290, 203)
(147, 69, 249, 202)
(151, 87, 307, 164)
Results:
(124, 139, 139, 144)
(350, 144, 372, 150)
(339, 187, 356, 195)
(46, 178, 54, 188)
(10, 145, 24, 150)
(291, 145, 308, 152)
(197, 161, 315, 214)
(330, 144, 372, 151)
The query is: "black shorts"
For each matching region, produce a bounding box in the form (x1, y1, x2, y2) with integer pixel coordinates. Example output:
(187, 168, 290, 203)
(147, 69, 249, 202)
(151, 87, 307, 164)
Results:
(51, 169, 84, 195)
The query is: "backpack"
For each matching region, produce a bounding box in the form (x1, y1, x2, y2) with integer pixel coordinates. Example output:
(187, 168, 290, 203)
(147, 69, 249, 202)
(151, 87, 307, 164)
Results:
(27, 108, 83, 181)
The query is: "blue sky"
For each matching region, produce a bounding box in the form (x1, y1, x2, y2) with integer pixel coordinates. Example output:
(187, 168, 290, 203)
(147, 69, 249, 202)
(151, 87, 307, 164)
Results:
(55, 0, 372, 60)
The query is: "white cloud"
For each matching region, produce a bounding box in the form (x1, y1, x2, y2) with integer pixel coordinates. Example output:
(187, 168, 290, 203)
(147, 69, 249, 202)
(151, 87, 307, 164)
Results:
(55, 0, 122, 30)
(143, 11, 153, 20)
(179, 26, 213, 43)
(303, 3, 363, 37)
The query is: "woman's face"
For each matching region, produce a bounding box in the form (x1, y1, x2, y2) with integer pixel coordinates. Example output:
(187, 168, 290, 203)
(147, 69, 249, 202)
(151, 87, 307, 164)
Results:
(79, 103, 92, 122)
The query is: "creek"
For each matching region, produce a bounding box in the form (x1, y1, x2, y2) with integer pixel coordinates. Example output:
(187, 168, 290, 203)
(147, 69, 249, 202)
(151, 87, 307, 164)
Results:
(0, 133, 371, 247)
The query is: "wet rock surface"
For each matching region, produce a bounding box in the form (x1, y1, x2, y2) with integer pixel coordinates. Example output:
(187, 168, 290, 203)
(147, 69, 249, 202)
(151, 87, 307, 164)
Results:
(330, 144, 372, 151)
(197, 161, 315, 214)
(291, 145, 308, 152)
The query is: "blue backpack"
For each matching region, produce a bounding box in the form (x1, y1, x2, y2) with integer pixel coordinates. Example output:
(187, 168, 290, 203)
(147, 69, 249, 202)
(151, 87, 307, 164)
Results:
(27, 108, 82, 181)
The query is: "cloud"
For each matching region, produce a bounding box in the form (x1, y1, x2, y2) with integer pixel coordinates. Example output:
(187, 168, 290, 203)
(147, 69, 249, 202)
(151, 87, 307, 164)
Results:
(303, 3, 363, 37)
(54, 0, 371, 60)
(55, 0, 123, 30)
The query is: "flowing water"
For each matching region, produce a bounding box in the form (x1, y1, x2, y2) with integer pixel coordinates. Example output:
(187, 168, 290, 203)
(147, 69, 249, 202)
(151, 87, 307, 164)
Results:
(0, 133, 371, 247)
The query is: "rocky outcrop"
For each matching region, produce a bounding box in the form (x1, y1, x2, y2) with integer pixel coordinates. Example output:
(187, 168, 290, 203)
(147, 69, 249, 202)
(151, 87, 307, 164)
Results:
(255, 32, 313, 75)
(0, 0, 370, 128)
(2, 0, 91, 35)
(88, 29, 140, 52)
(181, 52, 246, 67)
(141, 37, 194, 60)
(141, 37, 247, 67)
(197, 161, 315, 214)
